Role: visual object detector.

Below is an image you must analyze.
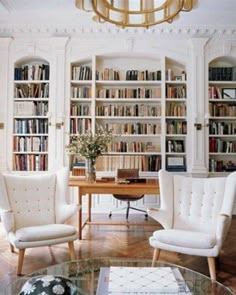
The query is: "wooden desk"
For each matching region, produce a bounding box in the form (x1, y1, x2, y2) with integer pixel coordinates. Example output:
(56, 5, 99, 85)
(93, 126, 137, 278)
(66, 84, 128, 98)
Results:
(69, 178, 159, 239)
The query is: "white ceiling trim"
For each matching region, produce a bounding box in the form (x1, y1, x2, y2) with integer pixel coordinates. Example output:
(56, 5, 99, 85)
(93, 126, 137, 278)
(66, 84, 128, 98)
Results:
(0, 24, 235, 38)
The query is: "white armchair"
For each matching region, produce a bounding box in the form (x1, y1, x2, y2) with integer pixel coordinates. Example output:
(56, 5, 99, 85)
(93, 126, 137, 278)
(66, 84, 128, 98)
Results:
(148, 170, 236, 281)
(0, 167, 78, 275)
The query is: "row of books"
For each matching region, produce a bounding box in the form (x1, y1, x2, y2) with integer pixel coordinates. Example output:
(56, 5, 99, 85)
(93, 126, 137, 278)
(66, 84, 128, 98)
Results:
(209, 121, 236, 135)
(106, 142, 161, 153)
(209, 137, 236, 153)
(14, 101, 48, 116)
(72, 167, 86, 176)
(96, 104, 161, 117)
(166, 102, 186, 117)
(15, 64, 50, 81)
(96, 68, 120, 81)
(13, 136, 48, 152)
(209, 85, 222, 99)
(96, 87, 161, 99)
(125, 69, 162, 81)
(103, 122, 162, 135)
(70, 103, 91, 116)
(166, 121, 187, 135)
(209, 159, 236, 172)
(70, 118, 91, 134)
(166, 85, 187, 98)
(72, 65, 92, 80)
(14, 83, 49, 98)
(14, 118, 48, 134)
(71, 86, 92, 99)
(96, 69, 162, 81)
(13, 154, 48, 171)
(209, 67, 236, 81)
(209, 103, 236, 117)
(96, 155, 161, 171)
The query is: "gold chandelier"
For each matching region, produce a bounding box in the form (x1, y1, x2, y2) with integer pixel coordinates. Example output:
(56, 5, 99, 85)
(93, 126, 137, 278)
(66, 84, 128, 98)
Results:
(75, 0, 193, 29)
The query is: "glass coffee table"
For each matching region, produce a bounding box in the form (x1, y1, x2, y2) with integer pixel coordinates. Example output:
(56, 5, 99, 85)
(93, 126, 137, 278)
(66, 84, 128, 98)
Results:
(5, 257, 234, 294)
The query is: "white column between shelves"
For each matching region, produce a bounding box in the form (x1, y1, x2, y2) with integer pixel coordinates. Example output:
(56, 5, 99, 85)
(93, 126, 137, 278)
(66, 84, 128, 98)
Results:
(188, 38, 209, 175)
(0, 38, 12, 172)
(50, 37, 69, 170)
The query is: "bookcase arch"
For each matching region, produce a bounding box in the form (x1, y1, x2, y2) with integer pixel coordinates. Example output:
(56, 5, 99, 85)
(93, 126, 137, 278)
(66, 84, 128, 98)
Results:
(10, 55, 51, 171)
(207, 54, 236, 174)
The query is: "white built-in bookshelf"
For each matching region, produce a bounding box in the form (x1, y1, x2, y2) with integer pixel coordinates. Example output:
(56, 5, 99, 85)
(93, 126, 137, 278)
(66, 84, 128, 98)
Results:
(69, 55, 188, 176)
(13, 59, 50, 171)
(208, 57, 236, 174)
(165, 58, 187, 172)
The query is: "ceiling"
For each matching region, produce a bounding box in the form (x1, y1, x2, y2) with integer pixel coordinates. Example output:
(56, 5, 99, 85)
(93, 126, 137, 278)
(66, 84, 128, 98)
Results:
(0, 0, 235, 36)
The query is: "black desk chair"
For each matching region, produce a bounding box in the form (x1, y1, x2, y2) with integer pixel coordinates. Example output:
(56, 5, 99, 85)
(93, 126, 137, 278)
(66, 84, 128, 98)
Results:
(109, 168, 148, 221)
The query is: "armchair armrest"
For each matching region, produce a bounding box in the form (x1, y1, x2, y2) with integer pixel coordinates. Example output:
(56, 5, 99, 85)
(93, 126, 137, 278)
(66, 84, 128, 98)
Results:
(216, 214, 232, 248)
(0, 210, 15, 233)
(147, 207, 172, 229)
(56, 203, 79, 224)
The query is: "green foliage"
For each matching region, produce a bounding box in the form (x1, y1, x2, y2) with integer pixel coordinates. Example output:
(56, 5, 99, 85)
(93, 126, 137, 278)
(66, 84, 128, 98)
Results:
(66, 127, 113, 160)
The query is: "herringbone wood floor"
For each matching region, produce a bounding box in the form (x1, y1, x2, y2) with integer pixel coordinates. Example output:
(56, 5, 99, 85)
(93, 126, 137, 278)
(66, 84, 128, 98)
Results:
(0, 214, 236, 293)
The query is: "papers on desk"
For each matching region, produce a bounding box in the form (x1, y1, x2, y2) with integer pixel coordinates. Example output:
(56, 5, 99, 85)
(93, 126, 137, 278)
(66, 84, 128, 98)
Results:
(96, 266, 192, 295)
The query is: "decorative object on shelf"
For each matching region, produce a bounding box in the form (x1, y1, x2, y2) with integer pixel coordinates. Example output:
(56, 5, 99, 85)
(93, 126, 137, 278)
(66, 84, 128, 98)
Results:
(75, 0, 193, 29)
(66, 127, 113, 182)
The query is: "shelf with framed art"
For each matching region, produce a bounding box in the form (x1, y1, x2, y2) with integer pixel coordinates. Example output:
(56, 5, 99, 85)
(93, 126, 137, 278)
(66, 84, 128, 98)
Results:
(12, 59, 50, 171)
(208, 57, 236, 174)
(165, 58, 188, 172)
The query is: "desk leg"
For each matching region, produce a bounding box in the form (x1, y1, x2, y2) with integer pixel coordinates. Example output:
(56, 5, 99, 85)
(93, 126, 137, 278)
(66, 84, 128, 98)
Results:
(78, 192, 83, 240)
(88, 193, 92, 222)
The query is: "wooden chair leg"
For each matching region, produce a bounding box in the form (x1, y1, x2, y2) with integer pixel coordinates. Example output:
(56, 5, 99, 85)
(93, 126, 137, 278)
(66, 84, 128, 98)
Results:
(17, 249, 25, 275)
(152, 248, 160, 267)
(68, 241, 76, 260)
(207, 257, 216, 281)
(9, 243, 14, 253)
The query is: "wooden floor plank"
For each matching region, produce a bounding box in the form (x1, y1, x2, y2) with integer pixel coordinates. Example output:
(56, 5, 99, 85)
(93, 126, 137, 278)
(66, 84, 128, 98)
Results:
(0, 214, 235, 292)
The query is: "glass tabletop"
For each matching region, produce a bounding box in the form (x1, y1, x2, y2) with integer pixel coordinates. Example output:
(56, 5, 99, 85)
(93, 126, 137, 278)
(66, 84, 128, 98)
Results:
(5, 257, 234, 295)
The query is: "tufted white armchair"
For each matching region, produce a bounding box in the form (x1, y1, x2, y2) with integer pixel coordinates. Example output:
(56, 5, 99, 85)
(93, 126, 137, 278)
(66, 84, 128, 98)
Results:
(148, 170, 236, 281)
(0, 167, 78, 275)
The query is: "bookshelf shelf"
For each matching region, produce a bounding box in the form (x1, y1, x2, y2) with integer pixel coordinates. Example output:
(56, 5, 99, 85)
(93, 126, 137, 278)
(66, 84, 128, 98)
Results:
(165, 58, 188, 172)
(68, 55, 189, 174)
(12, 59, 50, 171)
(208, 57, 236, 173)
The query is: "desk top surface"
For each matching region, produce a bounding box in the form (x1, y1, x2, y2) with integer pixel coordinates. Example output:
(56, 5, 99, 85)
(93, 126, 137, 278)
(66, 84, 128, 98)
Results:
(69, 178, 159, 189)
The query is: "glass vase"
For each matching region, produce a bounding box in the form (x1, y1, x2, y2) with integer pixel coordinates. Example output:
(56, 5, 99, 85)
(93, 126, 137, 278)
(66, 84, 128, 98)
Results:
(86, 158, 96, 183)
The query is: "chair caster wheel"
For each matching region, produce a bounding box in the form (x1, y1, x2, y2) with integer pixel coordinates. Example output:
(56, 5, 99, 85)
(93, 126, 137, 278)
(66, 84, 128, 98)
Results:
(109, 213, 112, 218)
(145, 214, 148, 220)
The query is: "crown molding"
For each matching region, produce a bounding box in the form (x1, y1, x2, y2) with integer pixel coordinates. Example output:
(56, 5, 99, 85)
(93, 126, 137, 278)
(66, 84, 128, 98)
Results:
(0, 24, 235, 38)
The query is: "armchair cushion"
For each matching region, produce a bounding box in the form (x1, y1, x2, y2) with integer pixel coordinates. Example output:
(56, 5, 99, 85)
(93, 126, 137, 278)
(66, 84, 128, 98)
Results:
(152, 229, 216, 249)
(14, 224, 77, 243)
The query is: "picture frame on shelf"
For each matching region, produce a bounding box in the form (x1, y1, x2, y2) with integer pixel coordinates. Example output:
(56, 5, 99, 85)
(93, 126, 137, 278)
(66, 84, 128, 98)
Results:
(166, 156, 186, 172)
(222, 88, 236, 99)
